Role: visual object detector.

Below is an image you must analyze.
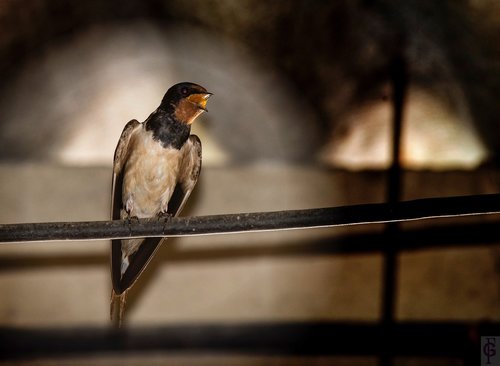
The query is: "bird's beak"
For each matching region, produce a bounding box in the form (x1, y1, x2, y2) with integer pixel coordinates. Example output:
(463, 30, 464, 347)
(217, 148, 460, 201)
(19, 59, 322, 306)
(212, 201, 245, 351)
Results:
(187, 92, 213, 112)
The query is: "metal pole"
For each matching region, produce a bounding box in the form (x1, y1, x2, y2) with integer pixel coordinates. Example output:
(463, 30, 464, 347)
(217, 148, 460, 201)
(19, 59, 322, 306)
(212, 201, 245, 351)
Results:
(381, 50, 408, 366)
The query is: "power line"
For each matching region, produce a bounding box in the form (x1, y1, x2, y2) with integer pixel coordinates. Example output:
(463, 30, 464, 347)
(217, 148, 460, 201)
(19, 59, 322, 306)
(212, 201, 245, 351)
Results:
(1, 193, 500, 243)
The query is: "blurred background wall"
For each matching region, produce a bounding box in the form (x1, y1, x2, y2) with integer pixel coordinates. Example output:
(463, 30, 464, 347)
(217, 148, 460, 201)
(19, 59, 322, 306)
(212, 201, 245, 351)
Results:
(1, 0, 498, 168)
(0, 1, 500, 365)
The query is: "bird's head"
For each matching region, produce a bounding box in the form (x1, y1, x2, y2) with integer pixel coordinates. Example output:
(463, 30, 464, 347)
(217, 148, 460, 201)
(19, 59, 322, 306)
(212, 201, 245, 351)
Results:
(160, 82, 212, 125)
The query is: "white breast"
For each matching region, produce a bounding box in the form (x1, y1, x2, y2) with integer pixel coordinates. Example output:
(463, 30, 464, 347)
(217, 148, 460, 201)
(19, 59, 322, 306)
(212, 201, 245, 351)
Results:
(122, 128, 183, 218)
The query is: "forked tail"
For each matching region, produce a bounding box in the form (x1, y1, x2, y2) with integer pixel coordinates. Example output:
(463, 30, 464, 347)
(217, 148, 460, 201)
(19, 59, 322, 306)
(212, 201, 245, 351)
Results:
(110, 289, 128, 328)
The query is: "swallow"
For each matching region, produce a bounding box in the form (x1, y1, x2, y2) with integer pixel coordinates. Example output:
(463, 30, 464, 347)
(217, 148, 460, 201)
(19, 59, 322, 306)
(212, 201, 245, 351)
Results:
(110, 82, 211, 326)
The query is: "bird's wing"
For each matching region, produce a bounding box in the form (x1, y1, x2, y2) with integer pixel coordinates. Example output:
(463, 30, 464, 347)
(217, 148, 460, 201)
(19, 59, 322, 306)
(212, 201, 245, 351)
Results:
(168, 134, 203, 215)
(114, 134, 202, 294)
(110, 119, 141, 293)
(111, 119, 141, 220)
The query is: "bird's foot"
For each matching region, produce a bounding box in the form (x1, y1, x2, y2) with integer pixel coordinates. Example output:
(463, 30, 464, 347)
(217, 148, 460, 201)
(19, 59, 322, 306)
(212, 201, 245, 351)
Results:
(157, 211, 173, 221)
(125, 216, 140, 235)
(126, 215, 140, 224)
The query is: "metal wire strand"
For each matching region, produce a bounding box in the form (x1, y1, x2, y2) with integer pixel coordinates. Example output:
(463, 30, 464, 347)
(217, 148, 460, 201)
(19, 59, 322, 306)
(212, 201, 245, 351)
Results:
(1, 193, 500, 243)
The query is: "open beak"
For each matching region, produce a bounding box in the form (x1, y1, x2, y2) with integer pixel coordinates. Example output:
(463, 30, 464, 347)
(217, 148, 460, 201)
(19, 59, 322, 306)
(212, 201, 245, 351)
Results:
(187, 92, 213, 112)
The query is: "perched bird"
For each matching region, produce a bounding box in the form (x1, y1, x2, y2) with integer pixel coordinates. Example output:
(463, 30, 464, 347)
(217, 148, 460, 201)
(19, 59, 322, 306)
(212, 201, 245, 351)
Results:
(110, 82, 211, 326)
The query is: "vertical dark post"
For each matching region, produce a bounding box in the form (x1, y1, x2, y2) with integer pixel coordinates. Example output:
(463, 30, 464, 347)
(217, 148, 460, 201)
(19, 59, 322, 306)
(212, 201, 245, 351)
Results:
(380, 51, 407, 365)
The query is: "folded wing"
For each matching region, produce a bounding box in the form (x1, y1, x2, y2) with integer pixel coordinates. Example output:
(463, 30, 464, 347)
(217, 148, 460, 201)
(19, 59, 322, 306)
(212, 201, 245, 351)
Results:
(111, 134, 202, 295)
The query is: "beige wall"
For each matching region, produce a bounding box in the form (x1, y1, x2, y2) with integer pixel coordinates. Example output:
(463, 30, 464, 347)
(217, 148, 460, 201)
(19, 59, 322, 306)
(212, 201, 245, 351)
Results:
(0, 164, 499, 328)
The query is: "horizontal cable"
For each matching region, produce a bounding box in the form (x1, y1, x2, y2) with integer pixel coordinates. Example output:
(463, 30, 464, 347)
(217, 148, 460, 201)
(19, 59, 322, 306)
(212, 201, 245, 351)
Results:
(0, 221, 499, 271)
(1, 193, 500, 243)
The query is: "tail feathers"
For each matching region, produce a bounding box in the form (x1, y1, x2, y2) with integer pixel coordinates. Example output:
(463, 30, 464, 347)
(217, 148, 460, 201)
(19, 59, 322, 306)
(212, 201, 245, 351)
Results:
(110, 237, 165, 327)
(110, 290, 128, 328)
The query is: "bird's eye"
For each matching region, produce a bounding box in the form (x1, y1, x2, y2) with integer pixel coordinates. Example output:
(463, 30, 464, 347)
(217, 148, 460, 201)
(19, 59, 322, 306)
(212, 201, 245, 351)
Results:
(181, 87, 188, 95)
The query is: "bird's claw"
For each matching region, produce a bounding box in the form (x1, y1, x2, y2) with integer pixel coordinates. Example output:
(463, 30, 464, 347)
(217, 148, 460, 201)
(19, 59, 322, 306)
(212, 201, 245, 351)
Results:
(124, 216, 139, 237)
(126, 215, 140, 225)
(157, 211, 173, 221)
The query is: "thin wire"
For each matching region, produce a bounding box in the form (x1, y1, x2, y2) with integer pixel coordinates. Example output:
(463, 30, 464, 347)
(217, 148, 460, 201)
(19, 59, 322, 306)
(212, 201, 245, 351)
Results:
(0, 193, 500, 243)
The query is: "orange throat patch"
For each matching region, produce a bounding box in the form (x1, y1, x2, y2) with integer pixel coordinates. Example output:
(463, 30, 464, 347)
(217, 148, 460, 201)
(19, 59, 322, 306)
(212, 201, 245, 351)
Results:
(174, 97, 206, 125)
